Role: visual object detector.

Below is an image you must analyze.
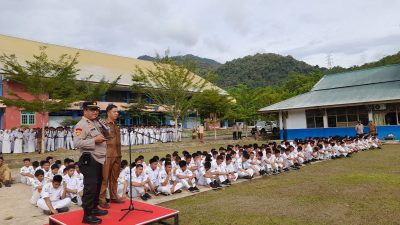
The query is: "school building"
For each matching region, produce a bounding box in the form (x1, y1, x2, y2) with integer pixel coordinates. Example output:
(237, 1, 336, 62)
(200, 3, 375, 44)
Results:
(0, 34, 227, 129)
(258, 64, 400, 140)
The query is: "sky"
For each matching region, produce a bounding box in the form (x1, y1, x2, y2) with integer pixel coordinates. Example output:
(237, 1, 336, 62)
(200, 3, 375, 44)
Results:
(0, 0, 399, 67)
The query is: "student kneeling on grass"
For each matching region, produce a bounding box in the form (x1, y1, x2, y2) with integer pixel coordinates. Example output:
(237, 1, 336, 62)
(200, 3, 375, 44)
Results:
(130, 164, 152, 201)
(176, 160, 200, 193)
(37, 174, 71, 215)
(157, 161, 183, 195)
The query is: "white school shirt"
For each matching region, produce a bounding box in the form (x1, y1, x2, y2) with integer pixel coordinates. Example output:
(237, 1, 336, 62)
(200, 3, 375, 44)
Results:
(175, 168, 193, 182)
(131, 171, 147, 184)
(225, 163, 237, 173)
(58, 165, 66, 175)
(20, 166, 34, 175)
(145, 167, 160, 186)
(32, 178, 47, 191)
(40, 183, 64, 202)
(63, 174, 79, 190)
(158, 169, 175, 186)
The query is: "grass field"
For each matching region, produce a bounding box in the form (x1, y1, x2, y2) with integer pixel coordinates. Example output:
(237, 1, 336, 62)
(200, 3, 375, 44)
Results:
(158, 145, 400, 225)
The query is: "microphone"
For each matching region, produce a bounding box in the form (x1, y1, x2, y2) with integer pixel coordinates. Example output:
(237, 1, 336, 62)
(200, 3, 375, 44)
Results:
(97, 117, 111, 138)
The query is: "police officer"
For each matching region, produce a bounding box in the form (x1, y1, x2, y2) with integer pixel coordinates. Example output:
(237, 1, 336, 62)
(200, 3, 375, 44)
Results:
(74, 101, 108, 224)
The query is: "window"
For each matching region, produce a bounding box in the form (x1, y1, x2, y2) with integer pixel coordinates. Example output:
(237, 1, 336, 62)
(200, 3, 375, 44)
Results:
(306, 109, 324, 128)
(327, 106, 368, 127)
(21, 111, 35, 125)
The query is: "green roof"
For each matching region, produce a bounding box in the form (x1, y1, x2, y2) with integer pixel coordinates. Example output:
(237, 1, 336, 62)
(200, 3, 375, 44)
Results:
(259, 64, 400, 113)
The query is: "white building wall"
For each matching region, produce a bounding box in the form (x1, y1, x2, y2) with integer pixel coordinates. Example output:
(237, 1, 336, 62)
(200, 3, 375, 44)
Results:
(286, 109, 307, 129)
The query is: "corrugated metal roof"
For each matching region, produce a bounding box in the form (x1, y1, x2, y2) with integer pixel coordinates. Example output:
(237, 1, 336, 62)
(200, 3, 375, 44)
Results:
(259, 64, 400, 112)
(312, 64, 400, 91)
(0, 34, 227, 95)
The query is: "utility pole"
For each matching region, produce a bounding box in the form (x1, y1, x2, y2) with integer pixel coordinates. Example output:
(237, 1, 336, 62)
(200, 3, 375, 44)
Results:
(326, 53, 333, 69)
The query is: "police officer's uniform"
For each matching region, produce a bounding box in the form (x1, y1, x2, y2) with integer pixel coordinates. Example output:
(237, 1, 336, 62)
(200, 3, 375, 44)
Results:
(73, 101, 108, 224)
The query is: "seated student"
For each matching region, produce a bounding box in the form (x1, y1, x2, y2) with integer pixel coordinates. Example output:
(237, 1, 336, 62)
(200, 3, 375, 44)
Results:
(63, 165, 80, 204)
(117, 160, 129, 198)
(39, 160, 52, 182)
(73, 163, 84, 205)
(237, 153, 254, 179)
(176, 160, 199, 193)
(249, 151, 261, 176)
(197, 161, 220, 190)
(256, 151, 268, 176)
(32, 161, 40, 172)
(31, 169, 47, 205)
(37, 174, 71, 215)
(48, 164, 60, 182)
(20, 158, 35, 185)
(214, 155, 231, 186)
(145, 157, 161, 196)
(0, 156, 12, 187)
(157, 161, 183, 195)
(263, 150, 274, 174)
(129, 164, 152, 201)
(274, 150, 285, 172)
(225, 154, 238, 182)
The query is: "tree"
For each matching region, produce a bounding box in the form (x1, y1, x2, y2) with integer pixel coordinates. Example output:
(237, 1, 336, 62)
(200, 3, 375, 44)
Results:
(132, 57, 208, 141)
(0, 47, 119, 153)
(191, 89, 233, 139)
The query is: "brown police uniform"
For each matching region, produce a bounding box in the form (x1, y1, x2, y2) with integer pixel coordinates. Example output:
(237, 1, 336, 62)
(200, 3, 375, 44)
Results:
(99, 119, 122, 204)
(74, 115, 107, 216)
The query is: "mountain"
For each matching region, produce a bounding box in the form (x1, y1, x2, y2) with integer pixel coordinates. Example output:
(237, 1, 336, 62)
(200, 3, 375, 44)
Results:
(214, 53, 318, 88)
(326, 51, 400, 74)
(138, 54, 221, 77)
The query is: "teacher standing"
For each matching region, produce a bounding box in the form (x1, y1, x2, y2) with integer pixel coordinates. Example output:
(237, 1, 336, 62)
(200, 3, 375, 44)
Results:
(99, 104, 125, 209)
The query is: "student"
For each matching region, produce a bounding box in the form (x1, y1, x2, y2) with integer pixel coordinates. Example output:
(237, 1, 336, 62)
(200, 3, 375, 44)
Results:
(117, 160, 129, 198)
(176, 160, 199, 193)
(214, 155, 231, 186)
(130, 164, 152, 201)
(48, 164, 60, 181)
(37, 175, 71, 215)
(157, 161, 183, 195)
(39, 160, 52, 182)
(63, 165, 80, 204)
(225, 155, 238, 182)
(145, 157, 161, 196)
(20, 158, 35, 185)
(32, 161, 40, 172)
(0, 156, 12, 187)
(31, 169, 47, 205)
(237, 153, 254, 179)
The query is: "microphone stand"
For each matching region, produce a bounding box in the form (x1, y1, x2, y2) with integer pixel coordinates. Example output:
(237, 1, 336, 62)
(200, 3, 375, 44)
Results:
(119, 126, 153, 222)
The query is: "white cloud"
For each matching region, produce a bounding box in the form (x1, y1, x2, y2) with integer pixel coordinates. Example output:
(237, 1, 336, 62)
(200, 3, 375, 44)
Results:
(0, 0, 399, 67)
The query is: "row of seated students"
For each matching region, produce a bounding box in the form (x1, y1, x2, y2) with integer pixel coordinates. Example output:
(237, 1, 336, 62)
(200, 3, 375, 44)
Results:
(19, 135, 381, 214)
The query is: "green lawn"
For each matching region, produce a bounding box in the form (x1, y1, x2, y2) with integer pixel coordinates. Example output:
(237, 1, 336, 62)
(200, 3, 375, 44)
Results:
(159, 145, 400, 225)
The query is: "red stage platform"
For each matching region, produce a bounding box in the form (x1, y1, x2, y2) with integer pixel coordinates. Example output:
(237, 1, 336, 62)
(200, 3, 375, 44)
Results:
(48, 201, 179, 225)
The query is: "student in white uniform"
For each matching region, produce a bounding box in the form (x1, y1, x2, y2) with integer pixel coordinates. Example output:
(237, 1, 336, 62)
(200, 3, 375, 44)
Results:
(63, 165, 80, 204)
(20, 158, 35, 185)
(225, 155, 238, 182)
(157, 161, 183, 195)
(237, 153, 254, 179)
(2, 130, 12, 154)
(48, 164, 60, 182)
(37, 175, 71, 215)
(65, 128, 75, 150)
(13, 129, 23, 153)
(145, 158, 161, 195)
(176, 160, 199, 193)
(129, 164, 152, 201)
(31, 169, 47, 205)
(117, 160, 129, 198)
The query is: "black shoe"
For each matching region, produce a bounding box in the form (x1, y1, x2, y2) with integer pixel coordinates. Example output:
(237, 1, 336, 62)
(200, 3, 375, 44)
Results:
(193, 186, 200, 192)
(71, 197, 78, 204)
(173, 189, 182, 194)
(209, 182, 218, 190)
(91, 208, 108, 216)
(56, 207, 69, 213)
(106, 198, 110, 203)
(140, 195, 148, 201)
(4, 181, 11, 187)
(144, 193, 152, 199)
(188, 187, 195, 193)
(0, 182, 2, 188)
(82, 215, 102, 224)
